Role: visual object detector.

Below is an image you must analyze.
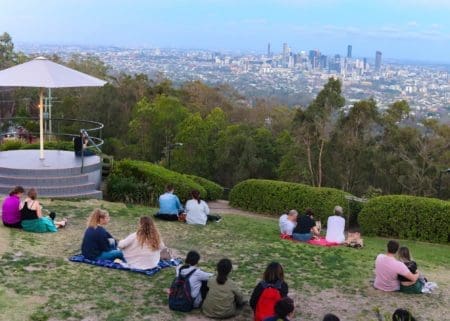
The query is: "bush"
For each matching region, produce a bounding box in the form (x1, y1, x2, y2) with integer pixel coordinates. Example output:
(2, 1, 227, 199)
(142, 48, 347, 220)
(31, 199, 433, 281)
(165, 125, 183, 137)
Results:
(185, 174, 223, 200)
(107, 159, 206, 205)
(229, 179, 348, 223)
(106, 175, 153, 205)
(0, 140, 74, 151)
(359, 195, 450, 243)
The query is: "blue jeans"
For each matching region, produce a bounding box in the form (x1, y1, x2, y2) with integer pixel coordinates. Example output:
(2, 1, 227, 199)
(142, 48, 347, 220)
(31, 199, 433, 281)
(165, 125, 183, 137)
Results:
(97, 250, 124, 261)
(292, 233, 313, 242)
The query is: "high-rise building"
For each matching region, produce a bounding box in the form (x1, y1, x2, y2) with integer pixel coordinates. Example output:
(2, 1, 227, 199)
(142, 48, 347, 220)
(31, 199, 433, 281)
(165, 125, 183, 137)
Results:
(363, 57, 367, 70)
(347, 45, 352, 59)
(309, 49, 320, 69)
(267, 42, 271, 57)
(282, 43, 289, 66)
(375, 51, 382, 71)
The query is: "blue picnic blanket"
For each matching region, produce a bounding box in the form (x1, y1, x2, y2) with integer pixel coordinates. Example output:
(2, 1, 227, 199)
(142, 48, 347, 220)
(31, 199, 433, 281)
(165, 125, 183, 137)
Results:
(69, 254, 182, 276)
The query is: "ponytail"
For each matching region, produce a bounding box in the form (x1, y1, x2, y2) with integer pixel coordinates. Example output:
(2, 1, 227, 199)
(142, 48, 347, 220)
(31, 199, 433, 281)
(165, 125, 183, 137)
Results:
(191, 190, 201, 204)
(216, 258, 232, 285)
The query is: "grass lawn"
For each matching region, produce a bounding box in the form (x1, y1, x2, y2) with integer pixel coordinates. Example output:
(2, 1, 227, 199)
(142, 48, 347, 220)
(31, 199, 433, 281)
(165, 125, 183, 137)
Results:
(0, 199, 449, 321)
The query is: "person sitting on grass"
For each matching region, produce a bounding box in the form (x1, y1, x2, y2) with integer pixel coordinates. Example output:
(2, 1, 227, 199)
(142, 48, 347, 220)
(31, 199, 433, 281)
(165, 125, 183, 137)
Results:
(20, 188, 66, 233)
(118, 216, 166, 270)
(392, 308, 416, 321)
(325, 205, 346, 244)
(279, 210, 298, 237)
(155, 184, 185, 221)
(323, 313, 340, 321)
(397, 246, 427, 294)
(2, 185, 24, 228)
(292, 208, 320, 242)
(185, 190, 221, 225)
(262, 297, 295, 321)
(374, 240, 419, 292)
(177, 250, 213, 309)
(250, 262, 289, 321)
(81, 209, 124, 261)
(202, 258, 246, 318)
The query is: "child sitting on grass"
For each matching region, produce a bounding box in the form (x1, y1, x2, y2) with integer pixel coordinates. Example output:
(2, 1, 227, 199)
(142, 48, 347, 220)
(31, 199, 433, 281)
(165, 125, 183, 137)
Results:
(262, 297, 295, 321)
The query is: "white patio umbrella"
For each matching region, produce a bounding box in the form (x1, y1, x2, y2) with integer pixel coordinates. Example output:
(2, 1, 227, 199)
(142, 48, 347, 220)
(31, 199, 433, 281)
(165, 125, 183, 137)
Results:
(0, 57, 106, 159)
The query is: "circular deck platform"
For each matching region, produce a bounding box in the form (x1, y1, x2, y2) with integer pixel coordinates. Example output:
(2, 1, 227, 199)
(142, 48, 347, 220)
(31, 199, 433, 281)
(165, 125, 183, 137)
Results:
(0, 150, 102, 198)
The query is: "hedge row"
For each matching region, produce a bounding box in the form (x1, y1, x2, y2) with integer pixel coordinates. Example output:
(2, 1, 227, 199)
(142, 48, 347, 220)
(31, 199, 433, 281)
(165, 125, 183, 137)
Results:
(229, 179, 348, 223)
(359, 195, 450, 243)
(106, 159, 223, 205)
(0, 140, 74, 151)
(185, 174, 224, 200)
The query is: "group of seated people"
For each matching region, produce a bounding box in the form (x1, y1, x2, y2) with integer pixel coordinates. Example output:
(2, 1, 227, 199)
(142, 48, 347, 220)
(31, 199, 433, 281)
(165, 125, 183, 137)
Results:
(171, 251, 344, 321)
(154, 184, 221, 224)
(279, 206, 345, 243)
(374, 240, 432, 295)
(2, 186, 67, 232)
(170, 250, 418, 321)
(81, 208, 169, 270)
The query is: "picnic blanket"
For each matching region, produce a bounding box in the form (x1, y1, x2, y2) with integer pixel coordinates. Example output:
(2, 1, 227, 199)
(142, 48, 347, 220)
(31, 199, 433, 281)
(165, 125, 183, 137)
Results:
(69, 254, 182, 276)
(280, 234, 341, 247)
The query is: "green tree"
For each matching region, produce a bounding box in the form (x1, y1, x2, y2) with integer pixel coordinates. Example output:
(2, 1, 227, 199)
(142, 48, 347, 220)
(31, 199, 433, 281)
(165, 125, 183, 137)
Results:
(0, 32, 16, 69)
(292, 78, 345, 187)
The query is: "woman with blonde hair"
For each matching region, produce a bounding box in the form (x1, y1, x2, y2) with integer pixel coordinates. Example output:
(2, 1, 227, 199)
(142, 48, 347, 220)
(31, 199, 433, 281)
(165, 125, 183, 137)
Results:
(20, 188, 66, 233)
(81, 208, 123, 261)
(118, 216, 166, 269)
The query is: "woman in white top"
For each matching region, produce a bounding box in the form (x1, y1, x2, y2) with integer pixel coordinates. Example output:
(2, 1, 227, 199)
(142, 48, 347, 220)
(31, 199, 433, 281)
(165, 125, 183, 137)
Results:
(118, 216, 165, 270)
(185, 190, 221, 225)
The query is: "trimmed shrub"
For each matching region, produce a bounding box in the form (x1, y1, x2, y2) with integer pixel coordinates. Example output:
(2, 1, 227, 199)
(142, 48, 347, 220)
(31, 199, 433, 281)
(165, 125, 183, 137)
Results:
(185, 174, 224, 200)
(359, 195, 450, 243)
(229, 179, 348, 223)
(106, 175, 153, 205)
(0, 140, 74, 151)
(107, 159, 206, 205)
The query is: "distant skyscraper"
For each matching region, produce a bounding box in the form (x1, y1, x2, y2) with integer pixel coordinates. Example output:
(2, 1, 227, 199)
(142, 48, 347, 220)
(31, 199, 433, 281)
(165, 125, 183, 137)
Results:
(363, 57, 367, 70)
(282, 43, 289, 65)
(267, 42, 271, 57)
(347, 45, 352, 59)
(375, 51, 382, 71)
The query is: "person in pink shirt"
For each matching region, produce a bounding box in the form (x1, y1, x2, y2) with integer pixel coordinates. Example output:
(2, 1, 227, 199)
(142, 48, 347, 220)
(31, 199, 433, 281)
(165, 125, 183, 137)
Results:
(2, 186, 24, 228)
(374, 240, 419, 292)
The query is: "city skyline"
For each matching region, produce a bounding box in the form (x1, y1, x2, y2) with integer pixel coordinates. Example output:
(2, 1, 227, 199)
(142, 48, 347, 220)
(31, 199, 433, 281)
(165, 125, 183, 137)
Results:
(1, 0, 450, 63)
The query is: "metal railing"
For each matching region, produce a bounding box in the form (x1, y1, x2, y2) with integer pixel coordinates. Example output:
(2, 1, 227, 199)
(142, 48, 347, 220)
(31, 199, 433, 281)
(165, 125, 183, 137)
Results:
(0, 117, 105, 173)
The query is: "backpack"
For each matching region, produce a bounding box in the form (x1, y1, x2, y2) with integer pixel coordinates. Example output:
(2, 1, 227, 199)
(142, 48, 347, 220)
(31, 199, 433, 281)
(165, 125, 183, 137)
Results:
(254, 280, 282, 321)
(168, 267, 197, 312)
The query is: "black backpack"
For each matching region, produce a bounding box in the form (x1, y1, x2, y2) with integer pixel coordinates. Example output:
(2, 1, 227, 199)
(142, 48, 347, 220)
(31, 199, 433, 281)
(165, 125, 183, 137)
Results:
(168, 267, 197, 312)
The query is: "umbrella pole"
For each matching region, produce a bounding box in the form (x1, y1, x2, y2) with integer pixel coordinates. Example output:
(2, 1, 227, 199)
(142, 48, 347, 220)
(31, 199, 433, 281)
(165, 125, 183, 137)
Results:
(39, 88, 44, 160)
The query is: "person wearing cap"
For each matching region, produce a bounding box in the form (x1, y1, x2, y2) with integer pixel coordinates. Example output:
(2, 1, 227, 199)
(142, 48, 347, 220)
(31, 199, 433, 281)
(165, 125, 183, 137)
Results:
(325, 205, 346, 244)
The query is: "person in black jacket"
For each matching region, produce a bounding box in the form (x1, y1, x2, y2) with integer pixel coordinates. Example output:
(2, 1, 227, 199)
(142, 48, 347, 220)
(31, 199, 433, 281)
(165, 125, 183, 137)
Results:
(250, 262, 289, 311)
(81, 209, 124, 261)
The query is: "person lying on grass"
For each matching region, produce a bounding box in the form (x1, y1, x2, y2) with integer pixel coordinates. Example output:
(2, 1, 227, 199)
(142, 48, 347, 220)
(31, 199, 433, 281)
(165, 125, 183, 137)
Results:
(202, 258, 246, 318)
(81, 209, 124, 261)
(20, 188, 67, 233)
(118, 216, 166, 270)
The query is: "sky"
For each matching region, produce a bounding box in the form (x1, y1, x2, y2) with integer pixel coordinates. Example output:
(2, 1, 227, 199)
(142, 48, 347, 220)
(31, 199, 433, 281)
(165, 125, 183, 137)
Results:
(1, 0, 450, 63)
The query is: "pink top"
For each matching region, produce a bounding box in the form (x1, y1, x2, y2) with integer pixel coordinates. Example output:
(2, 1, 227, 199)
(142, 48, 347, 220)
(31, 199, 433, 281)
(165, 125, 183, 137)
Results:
(2, 195, 21, 225)
(374, 254, 410, 291)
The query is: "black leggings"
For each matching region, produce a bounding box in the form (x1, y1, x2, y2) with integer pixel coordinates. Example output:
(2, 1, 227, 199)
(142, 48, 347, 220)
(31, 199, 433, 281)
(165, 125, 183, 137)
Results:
(154, 213, 179, 221)
(3, 221, 22, 229)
